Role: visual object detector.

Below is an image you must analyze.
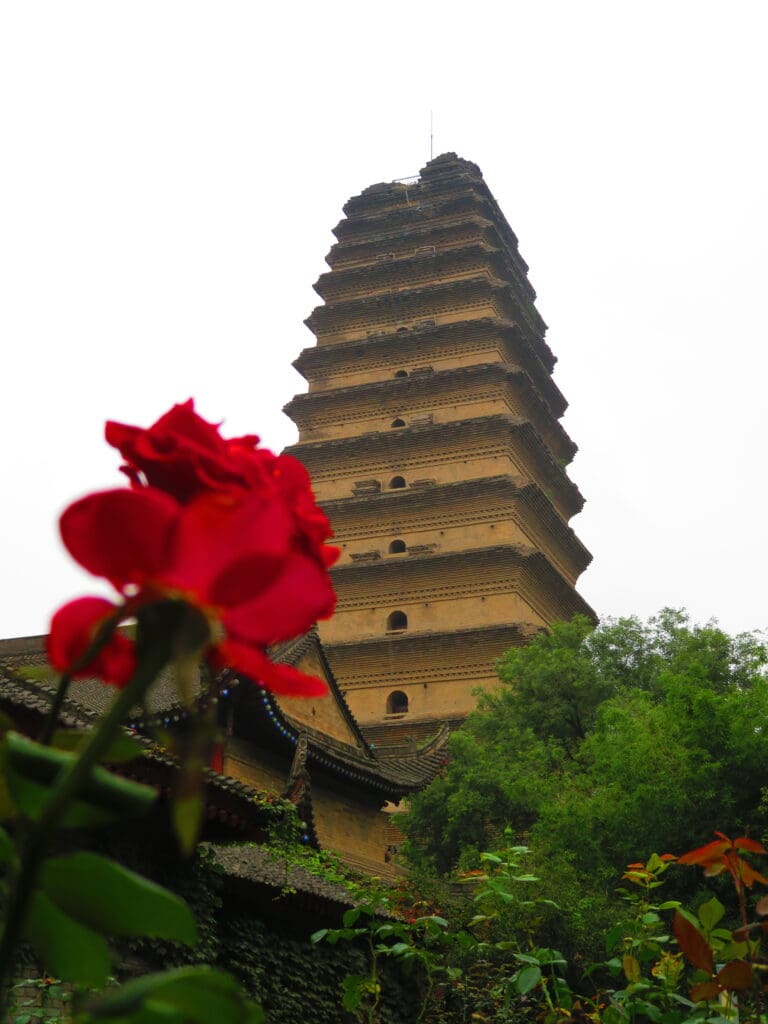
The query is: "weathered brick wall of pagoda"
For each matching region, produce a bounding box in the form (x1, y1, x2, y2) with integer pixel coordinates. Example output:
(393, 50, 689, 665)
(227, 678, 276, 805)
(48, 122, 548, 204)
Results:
(287, 153, 595, 741)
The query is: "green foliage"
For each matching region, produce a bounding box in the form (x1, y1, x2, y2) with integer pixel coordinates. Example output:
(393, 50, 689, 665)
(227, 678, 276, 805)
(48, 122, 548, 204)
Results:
(9, 976, 70, 1024)
(2, 731, 156, 827)
(312, 884, 451, 1024)
(324, 831, 768, 1024)
(404, 610, 768, 912)
(39, 852, 197, 944)
(0, 606, 264, 1021)
(25, 891, 111, 989)
(226, 910, 419, 1024)
(74, 966, 264, 1024)
(494, 616, 614, 754)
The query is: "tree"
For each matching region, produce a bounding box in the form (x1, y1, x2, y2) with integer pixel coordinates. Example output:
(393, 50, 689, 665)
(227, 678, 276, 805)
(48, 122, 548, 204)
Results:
(403, 611, 768, 883)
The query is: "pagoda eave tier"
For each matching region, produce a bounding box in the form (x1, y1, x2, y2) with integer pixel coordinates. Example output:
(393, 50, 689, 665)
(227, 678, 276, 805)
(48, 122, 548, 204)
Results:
(305, 277, 549, 356)
(327, 216, 497, 270)
(331, 191, 495, 243)
(293, 318, 565, 414)
(333, 158, 533, 288)
(314, 243, 533, 305)
(286, 414, 585, 519)
(329, 544, 597, 625)
(324, 621, 539, 654)
(323, 623, 542, 695)
(285, 362, 576, 464)
(335, 169, 529, 262)
(322, 475, 592, 577)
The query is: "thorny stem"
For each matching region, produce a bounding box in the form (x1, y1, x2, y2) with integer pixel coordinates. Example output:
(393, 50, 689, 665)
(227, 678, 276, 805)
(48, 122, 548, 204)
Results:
(0, 630, 175, 1011)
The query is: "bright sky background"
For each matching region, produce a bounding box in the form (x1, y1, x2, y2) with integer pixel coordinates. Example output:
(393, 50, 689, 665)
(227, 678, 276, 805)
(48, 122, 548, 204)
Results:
(1, 1, 766, 640)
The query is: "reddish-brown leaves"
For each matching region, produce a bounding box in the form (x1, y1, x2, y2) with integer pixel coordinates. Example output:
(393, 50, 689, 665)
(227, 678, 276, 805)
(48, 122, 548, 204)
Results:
(673, 911, 714, 973)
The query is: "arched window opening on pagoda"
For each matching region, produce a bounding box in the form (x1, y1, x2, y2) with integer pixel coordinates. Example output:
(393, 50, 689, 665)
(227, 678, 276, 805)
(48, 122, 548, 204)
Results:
(387, 610, 408, 631)
(394, 370, 408, 378)
(386, 690, 409, 715)
(391, 417, 406, 428)
(389, 539, 407, 554)
(389, 476, 406, 489)
(396, 326, 409, 334)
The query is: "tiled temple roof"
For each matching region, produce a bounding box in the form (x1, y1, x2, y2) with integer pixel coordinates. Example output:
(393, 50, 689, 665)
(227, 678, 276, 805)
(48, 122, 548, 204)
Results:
(201, 842, 354, 908)
(0, 645, 285, 837)
(0, 629, 449, 805)
(225, 630, 449, 798)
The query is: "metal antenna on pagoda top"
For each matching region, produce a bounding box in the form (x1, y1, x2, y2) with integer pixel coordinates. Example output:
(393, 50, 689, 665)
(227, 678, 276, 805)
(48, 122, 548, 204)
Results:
(429, 111, 434, 161)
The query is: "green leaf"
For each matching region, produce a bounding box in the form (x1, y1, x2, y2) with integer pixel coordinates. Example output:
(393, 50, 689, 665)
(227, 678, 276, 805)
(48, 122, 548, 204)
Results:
(416, 914, 449, 928)
(77, 966, 263, 1023)
(26, 890, 110, 987)
(622, 955, 640, 982)
(633, 1000, 662, 1022)
(388, 942, 410, 956)
(4, 771, 109, 827)
(605, 925, 623, 952)
(341, 974, 366, 1012)
(514, 953, 543, 966)
(310, 928, 329, 944)
(342, 907, 362, 927)
(698, 896, 725, 932)
(515, 966, 542, 994)
(3, 732, 156, 825)
(40, 851, 197, 944)
(479, 853, 502, 865)
(172, 794, 204, 857)
(50, 729, 144, 764)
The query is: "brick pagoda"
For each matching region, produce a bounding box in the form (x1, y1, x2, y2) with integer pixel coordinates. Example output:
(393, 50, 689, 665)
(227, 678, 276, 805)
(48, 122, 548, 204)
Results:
(285, 153, 595, 744)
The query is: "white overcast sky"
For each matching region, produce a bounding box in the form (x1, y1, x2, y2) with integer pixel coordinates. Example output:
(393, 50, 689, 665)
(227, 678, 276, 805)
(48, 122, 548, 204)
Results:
(1, 1, 766, 640)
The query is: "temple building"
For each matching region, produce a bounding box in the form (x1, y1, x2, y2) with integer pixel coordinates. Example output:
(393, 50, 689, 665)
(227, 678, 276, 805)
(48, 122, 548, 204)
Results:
(286, 153, 595, 745)
(0, 629, 447, 877)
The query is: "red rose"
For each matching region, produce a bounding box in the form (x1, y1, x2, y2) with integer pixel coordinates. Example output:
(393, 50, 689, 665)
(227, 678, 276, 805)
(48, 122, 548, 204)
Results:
(47, 597, 136, 688)
(50, 403, 339, 696)
(106, 399, 276, 504)
(106, 399, 335, 563)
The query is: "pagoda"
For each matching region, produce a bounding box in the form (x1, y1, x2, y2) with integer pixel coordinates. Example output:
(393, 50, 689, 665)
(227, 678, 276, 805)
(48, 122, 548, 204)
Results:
(285, 153, 595, 745)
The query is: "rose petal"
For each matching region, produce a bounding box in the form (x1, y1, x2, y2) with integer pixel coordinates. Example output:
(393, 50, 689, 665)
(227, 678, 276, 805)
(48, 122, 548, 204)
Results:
(60, 488, 179, 588)
(167, 492, 293, 603)
(216, 639, 327, 697)
(321, 544, 341, 568)
(47, 597, 135, 688)
(222, 551, 337, 647)
(107, 400, 225, 460)
(107, 401, 251, 502)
